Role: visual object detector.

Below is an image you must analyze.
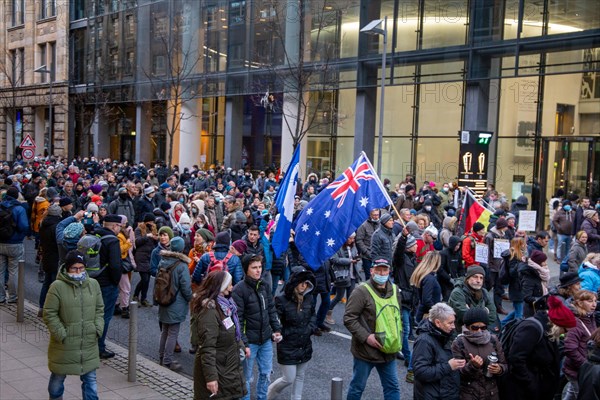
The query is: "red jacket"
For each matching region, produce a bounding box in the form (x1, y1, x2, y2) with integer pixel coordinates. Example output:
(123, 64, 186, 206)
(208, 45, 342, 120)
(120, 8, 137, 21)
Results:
(462, 232, 484, 267)
(415, 239, 434, 264)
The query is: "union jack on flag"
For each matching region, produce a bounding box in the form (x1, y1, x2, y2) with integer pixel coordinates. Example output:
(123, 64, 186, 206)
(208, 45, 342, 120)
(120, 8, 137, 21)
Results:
(294, 152, 393, 269)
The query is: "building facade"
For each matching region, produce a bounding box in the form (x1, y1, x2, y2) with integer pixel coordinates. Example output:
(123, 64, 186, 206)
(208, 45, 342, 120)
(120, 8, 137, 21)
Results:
(0, 0, 69, 159)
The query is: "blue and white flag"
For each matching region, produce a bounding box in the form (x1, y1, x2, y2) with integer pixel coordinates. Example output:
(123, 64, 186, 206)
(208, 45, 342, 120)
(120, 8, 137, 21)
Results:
(294, 152, 393, 270)
(272, 145, 301, 258)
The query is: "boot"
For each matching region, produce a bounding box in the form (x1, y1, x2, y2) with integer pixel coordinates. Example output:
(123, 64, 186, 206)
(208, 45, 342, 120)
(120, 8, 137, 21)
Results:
(113, 306, 122, 316)
(325, 310, 335, 325)
(121, 307, 130, 319)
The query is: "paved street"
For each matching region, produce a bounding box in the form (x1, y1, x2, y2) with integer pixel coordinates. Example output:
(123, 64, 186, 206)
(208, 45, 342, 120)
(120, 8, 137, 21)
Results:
(19, 239, 561, 399)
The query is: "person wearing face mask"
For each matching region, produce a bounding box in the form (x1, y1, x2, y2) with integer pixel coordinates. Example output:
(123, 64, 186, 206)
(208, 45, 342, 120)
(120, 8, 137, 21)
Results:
(437, 183, 452, 216)
(108, 187, 135, 227)
(552, 199, 574, 264)
(174, 212, 193, 254)
(448, 266, 497, 332)
(356, 209, 380, 280)
(43, 250, 104, 400)
(344, 259, 403, 399)
(303, 173, 319, 196)
(451, 307, 507, 400)
(417, 199, 442, 230)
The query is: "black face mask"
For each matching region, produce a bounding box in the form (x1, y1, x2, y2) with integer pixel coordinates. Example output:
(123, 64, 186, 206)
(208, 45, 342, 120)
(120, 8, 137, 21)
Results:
(119, 193, 128, 200)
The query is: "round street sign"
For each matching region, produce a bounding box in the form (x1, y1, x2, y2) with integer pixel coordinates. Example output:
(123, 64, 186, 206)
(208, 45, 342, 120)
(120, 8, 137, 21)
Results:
(22, 148, 35, 160)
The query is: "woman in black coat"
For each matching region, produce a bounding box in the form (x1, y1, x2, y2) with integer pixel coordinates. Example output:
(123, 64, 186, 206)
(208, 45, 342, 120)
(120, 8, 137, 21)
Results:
(500, 237, 527, 327)
(133, 216, 158, 306)
(267, 268, 316, 400)
(519, 250, 550, 318)
(437, 235, 464, 301)
(38, 204, 64, 313)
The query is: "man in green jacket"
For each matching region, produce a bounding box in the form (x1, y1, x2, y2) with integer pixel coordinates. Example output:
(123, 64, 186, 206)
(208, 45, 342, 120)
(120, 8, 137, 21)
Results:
(447, 266, 497, 332)
(43, 250, 104, 400)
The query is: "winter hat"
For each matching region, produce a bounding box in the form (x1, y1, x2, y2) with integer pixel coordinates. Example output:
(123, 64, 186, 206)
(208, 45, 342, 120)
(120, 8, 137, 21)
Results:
(86, 203, 99, 213)
(472, 222, 485, 233)
(104, 214, 121, 223)
(506, 213, 516, 221)
(495, 218, 508, 229)
(547, 295, 577, 329)
(5, 186, 19, 199)
(405, 221, 419, 234)
(118, 187, 127, 194)
(90, 195, 102, 205)
(144, 186, 155, 195)
(158, 226, 174, 240)
(424, 224, 438, 239)
(197, 228, 214, 243)
(159, 182, 171, 190)
(47, 203, 62, 217)
(235, 211, 246, 224)
(584, 209, 597, 220)
(216, 231, 231, 247)
(380, 213, 393, 225)
(463, 307, 489, 327)
(465, 265, 486, 279)
(64, 250, 86, 270)
(143, 213, 156, 223)
(63, 222, 84, 240)
(90, 184, 103, 194)
(46, 187, 59, 200)
(179, 213, 192, 225)
(59, 197, 73, 207)
(160, 202, 171, 212)
(529, 250, 547, 266)
(220, 271, 233, 293)
(559, 272, 582, 289)
(405, 184, 415, 193)
(405, 235, 417, 248)
(231, 240, 247, 255)
(119, 215, 128, 226)
(170, 236, 185, 253)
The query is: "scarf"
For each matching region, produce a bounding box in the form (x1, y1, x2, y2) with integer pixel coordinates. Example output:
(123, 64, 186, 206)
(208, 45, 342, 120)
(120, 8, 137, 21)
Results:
(527, 258, 550, 295)
(461, 325, 492, 345)
(217, 295, 242, 342)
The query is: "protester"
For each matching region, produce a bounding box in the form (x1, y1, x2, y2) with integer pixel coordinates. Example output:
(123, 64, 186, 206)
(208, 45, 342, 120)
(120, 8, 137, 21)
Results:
(356, 209, 379, 280)
(500, 237, 527, 327)
(133, 213, 158, 307)
(370, 213, 395, 264)
(410, 251, 442, 323)
(37, 203, 64, 316)
(462, 222, 485, 268)
(43, 250, 104, 400)
(448, 265, 497, 332)
(567, 230, 588, 273)
(327, 234, 360, 325)
(438, 235, 464, 301)
(521, 250, 550, 318)
(577, 327, 600, 400)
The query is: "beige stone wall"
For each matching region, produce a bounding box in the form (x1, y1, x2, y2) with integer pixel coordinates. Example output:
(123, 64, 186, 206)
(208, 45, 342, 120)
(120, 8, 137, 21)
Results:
(0, 0, 69, 160)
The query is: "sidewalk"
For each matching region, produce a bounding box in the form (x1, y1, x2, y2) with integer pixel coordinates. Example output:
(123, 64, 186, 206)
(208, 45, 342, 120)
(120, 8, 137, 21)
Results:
(0, 302, 193, 400)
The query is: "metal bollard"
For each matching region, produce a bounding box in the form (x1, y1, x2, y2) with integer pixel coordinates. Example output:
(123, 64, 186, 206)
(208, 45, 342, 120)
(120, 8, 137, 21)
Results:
(128, 301, 138, 382)
(16, 260, 25, 322)
(331, 377, 343, 400)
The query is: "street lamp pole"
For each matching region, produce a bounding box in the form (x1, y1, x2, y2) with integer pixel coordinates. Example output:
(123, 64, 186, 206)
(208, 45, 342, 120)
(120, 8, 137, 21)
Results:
(34, 65, 53, 155)
(360, 16, 388, 176)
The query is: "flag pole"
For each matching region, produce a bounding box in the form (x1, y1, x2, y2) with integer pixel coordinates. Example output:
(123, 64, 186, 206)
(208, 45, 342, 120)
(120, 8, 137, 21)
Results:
(467, 187, 496, 212)
(359, 151, 406, 228)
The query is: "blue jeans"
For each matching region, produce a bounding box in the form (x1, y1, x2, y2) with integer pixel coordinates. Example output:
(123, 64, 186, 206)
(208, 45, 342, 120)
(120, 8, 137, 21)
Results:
(243, 341, 273, 400)
(39, 270, 57, 309)
(500, 301, 524, 328)
(0, 242, 23, 302)
(316, 292, 331, 328)
(401, 308, 412, 371)
(557, 234, 572, 261)
(48, 370, 98, 400)
(362, 258, 372, 280)
(99, 284, 119, 353)
(347, 357, 400, 400)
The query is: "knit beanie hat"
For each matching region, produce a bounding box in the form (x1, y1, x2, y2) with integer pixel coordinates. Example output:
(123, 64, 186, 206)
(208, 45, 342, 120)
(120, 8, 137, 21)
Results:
(179, 213, 191, 225)
(90, 195, 103, 205)
(216, 231, 231, 247)
(231, 240, 247, 255)
(235, 210, 246, 224)
(424, 223, 438, 239)
(405, 235, 417, 248)
(495, 218, 508, 229)
(529, 250, 547, 266)
(59, 197, 73, 207)
(472, 222, 485, 233)
(63, 222, 84, 240)
(547, 295, 577, 329)
(64, 250, 86, 270)
(220, 271, 233, 293)
(170, 236, 185, 253)
(584, 209, 597, 220)
(160, 202, 171, 212)
(47, 203, 62, 217)
(380, 213, 393, 225)
(144, 186, 155, 195)
(6, 186, 19, 199)
(143, 213, 156, 223)
(158, 226, 174, 240)
(86, 203, 99, 213)
(463, 307, 489, 327)
(465, 265, 486, 279)
(197, 228, 214, 243)
(90, 184, 103, 195)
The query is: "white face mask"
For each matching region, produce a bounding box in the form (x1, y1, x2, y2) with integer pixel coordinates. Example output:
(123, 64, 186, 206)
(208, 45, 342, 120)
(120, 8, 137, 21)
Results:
(67, 271, 87, 281)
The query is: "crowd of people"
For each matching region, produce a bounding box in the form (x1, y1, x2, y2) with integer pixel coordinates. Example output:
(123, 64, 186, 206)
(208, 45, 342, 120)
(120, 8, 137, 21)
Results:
(0, 155, 599, 400)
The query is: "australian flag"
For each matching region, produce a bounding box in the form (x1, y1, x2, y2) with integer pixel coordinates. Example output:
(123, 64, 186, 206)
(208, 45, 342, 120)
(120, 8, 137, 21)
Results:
(294, 152, 393, 270)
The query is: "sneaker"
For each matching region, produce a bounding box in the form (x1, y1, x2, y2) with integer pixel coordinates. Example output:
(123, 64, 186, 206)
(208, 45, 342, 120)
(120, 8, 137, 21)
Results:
(141, 300, 151, 307)
(132, 296, 139, 303)
(396, 352, 405, 361)
(341, 297, 347, 304)
(7, 298, 17, 304)
(165, 361, 182, 372)
(318, 325, 331, 333)
(312, 328, 323, 337)
(121, 307, 130, 319)
(325, 315, 335, 325)
(405, 371, 414, 384)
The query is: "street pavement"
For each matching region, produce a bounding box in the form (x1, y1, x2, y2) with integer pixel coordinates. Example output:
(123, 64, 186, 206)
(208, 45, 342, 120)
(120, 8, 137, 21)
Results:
(19, 239, 561, 399)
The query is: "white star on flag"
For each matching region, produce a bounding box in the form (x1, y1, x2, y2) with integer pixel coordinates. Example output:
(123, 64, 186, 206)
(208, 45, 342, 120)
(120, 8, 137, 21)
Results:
(306, 208, 313, 215)
(324, 210, 331, 218)
(327, 238, 335, 247)
(301, 224, 309, 232)
(359, 196, 369, 207)
(315, 231, 321, 236)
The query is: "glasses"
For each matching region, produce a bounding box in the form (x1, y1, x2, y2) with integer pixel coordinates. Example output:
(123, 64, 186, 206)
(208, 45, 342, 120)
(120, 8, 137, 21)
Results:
(69, 266, 85, 272)
(469, 324, 487, 331)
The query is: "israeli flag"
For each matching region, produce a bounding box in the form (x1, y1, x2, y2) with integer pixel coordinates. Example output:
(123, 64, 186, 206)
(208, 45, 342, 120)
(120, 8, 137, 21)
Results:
(272, 145, 301, 258)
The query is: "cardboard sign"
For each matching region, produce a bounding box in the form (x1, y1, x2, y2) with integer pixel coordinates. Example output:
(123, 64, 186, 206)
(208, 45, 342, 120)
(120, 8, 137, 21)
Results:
(518, 211, 537, 232)
(475, 243, 489, 264)
(493, 239, 510, 258)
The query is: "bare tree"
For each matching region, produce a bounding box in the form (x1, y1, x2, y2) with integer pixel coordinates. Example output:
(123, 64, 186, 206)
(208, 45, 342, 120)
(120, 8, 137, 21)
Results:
(140, 2, 203, 168)
(0, 48, 22, 160)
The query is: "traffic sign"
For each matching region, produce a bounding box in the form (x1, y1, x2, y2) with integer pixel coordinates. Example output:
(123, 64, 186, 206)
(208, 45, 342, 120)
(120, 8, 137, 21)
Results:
(22, 148, 35, 160)
(19, 134, 36, 149)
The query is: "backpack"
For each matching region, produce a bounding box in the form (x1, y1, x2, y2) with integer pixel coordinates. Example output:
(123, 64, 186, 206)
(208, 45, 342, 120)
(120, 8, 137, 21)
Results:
(500, 317, 544, 355)
(499, 254, 511, 285)
(331, 261, 351, 286)
(77, 234, 107, 278)
(153, 261, 180, 306)
(560, 257, 569, 272)
(0, 204, 16, 240)
(363, 282, 403, 354)
(433, 233, 443, 251)
(207, 252, 233, 274)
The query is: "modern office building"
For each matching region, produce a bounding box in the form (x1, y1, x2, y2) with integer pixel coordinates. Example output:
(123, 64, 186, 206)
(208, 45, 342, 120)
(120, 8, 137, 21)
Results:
(0, 0, 69, 160)
(1, 1, 598, 227)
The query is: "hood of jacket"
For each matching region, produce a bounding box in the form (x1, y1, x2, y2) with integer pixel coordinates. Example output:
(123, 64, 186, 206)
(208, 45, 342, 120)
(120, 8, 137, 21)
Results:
(41, 214, 62, 228)
(284, 268, 316, 299)
(416, 318, 454, 344)
(443, 216, 457, 231)
(158, 250, 191, 265)
(527, 236, 543, 251)
(35, 196, 48, 203)
(448, 235, 461, 251)
(514, 195, 529, 206)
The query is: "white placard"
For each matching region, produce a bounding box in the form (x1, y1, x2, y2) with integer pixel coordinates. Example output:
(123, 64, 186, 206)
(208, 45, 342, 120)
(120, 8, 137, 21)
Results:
(518, 211, 537, 232)
(475, 243, 489, 264)
(493, 239, 510, 258)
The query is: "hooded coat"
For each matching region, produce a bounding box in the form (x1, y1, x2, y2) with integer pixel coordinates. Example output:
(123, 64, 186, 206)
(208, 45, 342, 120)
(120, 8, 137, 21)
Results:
(567, 240, 587, 274)
(438, 236, 465, 300)
(392, 234, 417, 309)
(562, 313, 596, 381)
(31, 196, 49, 233)
(412, 319, 460, 400)
(355, 218, 379, 260)
(370, 224, 394, 264)
(157, 250, 193, 324)
(520, 261, 545, 317)
(581, 218, 600, 253)
(39, 214, 63, 274)
(0, 195, 29, 244)
(447, 279, 497, 332)
(43, 266, 104, 376)
(510, 196, 529, 224)
(275, 269, 317, 365)
(579, 263, 600, 292)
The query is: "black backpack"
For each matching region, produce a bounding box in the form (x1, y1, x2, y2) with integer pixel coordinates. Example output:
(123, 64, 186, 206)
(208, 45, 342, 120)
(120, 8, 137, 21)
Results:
(500, 317, 544, 355)
(0, 204, 17, 240)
